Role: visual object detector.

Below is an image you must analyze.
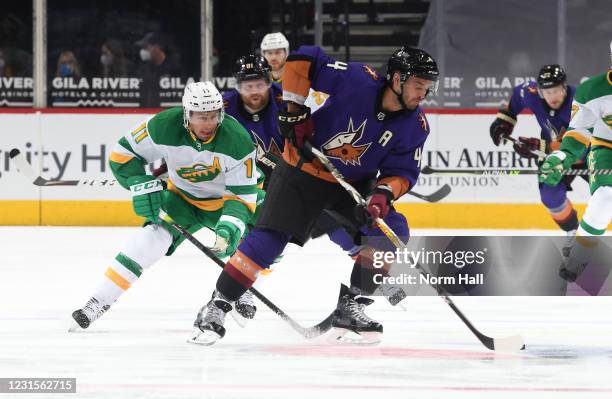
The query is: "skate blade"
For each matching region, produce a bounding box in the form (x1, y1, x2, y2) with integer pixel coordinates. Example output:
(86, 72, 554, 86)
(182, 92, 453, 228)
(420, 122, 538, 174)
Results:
(187, 329, 221, 346)
(68, 323, 82, 333)
(327, 327, 381, 345)
(230, 309, 250, 328)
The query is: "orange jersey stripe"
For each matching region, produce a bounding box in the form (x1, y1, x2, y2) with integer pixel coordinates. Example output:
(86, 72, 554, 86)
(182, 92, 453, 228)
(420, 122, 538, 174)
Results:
(228, 249, 265, 282)
(109, 151, 134, 164)
(104, 267, 131, 290)
(282, 59, 312, 100)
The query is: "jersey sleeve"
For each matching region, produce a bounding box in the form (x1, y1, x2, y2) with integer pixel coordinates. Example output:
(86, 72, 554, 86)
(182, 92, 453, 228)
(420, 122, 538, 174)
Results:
(221, 148, 259, 229)
(377, 143, 423, 200)
(376, 115, 429, 200)
(282, 45, 342, 105)
(506, 84, 528, 116)
(561, 95, 595, 158)
(109, 119, 165, 189)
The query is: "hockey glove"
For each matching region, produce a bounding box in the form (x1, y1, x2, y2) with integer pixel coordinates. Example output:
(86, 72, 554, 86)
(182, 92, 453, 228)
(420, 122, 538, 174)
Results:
(489, 115, 515, 146)
(278, 106, 314, 149)
(356, 186, 394, 226)
(539, 151, 576, 186)
(212, 219, 243, 258)
(513, 136, 547, 159)
(128, 175, 164, 222)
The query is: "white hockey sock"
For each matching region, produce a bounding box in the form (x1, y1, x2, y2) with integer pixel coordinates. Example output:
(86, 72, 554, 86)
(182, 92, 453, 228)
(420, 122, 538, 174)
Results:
(92, 224, 173, 306)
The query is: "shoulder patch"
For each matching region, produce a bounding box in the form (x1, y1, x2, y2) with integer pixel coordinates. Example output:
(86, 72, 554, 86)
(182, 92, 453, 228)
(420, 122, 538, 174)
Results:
(418, 112, 429, 133)
(362, 65, 380, 80)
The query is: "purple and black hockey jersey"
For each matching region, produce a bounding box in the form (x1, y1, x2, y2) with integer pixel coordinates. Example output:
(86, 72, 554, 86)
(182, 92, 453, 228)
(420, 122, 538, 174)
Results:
(508, 81, 575, 141)
(283, 45, 430, 199)
(222, 83, 285, 160)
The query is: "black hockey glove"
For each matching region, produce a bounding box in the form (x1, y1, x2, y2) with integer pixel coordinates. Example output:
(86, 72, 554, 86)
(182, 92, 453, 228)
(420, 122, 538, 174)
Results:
(513, 136, 547, 159)
(489, 111, 516, 146)
(278, 106, 314, 149)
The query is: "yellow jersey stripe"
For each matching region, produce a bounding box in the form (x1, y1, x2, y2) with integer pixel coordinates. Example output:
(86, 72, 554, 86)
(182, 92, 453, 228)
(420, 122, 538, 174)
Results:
(109, 151, 135, 164)
(105, 267, 131, 290)
(564, 130, 590, 146)
(591, 137, 612, 149)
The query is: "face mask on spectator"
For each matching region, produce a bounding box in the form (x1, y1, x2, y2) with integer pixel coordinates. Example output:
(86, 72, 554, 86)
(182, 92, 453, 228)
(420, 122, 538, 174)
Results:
(60, 63, 73, 77)
(140, 49, 151, 62)
(100, 54, 113, 66)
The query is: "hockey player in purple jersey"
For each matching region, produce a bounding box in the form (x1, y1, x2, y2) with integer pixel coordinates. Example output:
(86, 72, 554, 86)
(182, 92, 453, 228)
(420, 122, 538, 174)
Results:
(490, 65, 583, 248)
(223, 54, 410, 310)
(223, 55, 285, 188)
(190, 45, 439, 346)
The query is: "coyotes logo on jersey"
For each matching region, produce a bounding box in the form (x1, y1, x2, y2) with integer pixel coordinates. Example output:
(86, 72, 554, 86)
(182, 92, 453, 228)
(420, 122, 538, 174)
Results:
(177, 157, 222, 183)
(251, 130, 282, 160)
(322, 118, 371, 166)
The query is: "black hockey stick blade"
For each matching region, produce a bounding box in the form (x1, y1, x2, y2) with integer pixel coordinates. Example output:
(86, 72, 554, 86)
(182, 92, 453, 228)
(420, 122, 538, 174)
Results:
(10, 148, 117, 186)
(408, 184, 451, 203)
(158, 210, 334, 339)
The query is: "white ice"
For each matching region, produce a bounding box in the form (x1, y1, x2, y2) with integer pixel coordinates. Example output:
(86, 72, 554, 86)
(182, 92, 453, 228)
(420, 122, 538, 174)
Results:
(2, 226, 612, 399)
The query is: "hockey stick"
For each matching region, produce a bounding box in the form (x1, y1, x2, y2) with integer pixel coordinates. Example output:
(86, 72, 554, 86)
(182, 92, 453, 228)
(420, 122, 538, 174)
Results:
(408, 184, 451, 203)
(9, 149, 118, 186)
(258, 152, 449, 203)
(421, 165, 611, 176)
(158, 210, 334, 339)
(10, 146, 451, 202)
(306, 143, 525, 352)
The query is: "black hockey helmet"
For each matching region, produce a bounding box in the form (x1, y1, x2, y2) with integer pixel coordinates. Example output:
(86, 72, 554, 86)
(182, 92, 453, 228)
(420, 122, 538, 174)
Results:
(234, 55, 271, 84)
(537, 64, 567, 89)
(386, 46, 439, 85)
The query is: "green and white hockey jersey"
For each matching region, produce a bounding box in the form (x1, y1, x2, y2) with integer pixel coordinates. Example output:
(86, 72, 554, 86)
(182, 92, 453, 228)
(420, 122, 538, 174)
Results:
(561, 70, 612, 157)
(109, 107, 258, 223)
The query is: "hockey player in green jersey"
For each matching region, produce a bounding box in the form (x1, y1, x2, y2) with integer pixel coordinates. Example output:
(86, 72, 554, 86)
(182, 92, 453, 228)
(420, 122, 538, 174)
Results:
(70, 81, 262, 331)
(539, 42, 612, 281)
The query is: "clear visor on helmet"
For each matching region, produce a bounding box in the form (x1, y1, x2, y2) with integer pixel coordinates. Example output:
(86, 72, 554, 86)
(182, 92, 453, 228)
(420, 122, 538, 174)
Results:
(238, 79, 271, 95)
(404, 74, 439, 96)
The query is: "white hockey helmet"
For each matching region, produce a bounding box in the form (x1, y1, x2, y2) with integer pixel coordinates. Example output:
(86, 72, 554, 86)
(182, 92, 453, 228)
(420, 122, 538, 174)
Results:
(260, 32, 289, 54)
(182, 81, 224, 129)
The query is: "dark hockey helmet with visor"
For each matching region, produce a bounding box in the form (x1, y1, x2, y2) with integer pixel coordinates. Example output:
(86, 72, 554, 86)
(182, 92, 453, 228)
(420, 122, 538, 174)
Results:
(234, 55, 272, 84)
(386, 46, 439, 95)
(537, 64, 567, 89)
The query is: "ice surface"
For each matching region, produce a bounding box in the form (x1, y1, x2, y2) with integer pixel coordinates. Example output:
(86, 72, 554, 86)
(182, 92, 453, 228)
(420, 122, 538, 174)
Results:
(1, 226, 612, 398)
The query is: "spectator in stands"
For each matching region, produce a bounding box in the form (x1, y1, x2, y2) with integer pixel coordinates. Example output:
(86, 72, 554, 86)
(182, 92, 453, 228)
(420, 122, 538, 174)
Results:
(55, 50, 81, 79)
(135, 32, 181, 107)
(100, 39, 133, 78)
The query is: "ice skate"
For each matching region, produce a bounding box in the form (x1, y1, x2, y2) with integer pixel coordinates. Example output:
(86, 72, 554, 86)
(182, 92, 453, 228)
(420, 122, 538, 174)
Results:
(231, 290, 257, 327)
(189, 292, 232, 346)
(69, 297, 110, 331)
(329, 284, 382, 345)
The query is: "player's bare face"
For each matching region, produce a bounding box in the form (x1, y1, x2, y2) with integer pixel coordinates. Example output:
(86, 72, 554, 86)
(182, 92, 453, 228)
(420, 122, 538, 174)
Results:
(189, 111, 220, 141)
(263, 49, 287, 71)
(541, 85, 567, 110)
(239, 79, 271, 110)
(402, 77, 434, 110)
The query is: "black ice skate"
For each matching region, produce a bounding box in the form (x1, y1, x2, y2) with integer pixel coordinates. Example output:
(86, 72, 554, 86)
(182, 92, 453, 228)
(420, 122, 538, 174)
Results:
(189, 292, 233, 346)
(330, 284, 382, 345)
(69, 297, 110, 331)
(231, 290, 257, 327)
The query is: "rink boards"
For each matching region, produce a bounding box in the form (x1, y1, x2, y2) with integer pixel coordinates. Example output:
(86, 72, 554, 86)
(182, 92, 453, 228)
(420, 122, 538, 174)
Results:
(0, 109, 595, 228)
